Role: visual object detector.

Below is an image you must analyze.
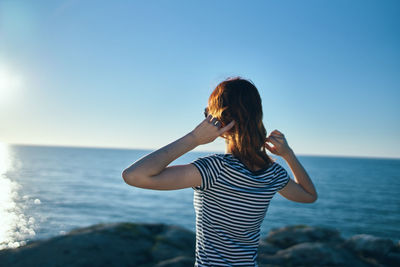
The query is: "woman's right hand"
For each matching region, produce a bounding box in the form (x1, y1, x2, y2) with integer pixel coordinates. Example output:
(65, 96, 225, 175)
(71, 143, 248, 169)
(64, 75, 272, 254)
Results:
(265, 130, 293, 158)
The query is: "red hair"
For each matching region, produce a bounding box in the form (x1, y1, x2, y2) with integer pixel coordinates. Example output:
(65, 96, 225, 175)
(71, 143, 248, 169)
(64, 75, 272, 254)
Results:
(207, 77, 274, 170)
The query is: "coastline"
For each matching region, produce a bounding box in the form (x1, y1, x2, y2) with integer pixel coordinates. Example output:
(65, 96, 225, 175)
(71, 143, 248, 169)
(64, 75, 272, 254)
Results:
(0, 222, 399, 266)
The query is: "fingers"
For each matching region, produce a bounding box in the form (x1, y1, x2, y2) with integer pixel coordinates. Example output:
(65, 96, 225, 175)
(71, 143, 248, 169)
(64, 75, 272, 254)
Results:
(269, 130, 286, 143)
(207, 115, 219, 126)
(266, 135, 280, 145)
(219, 120, 235, 134)
(264, 142, 273, 151)
(272, 129, 282, 134)
(210, 117, 218, 125)
(271, 133, 282, 138)
(206, 114, 231, 130)
(264, 141, 277, 154)
(271, 129, 285, 137)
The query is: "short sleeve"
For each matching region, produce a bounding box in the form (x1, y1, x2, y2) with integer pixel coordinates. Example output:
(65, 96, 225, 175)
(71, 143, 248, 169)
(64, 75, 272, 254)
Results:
(274, 163, 291, 191)
(191, 154, 223, 191)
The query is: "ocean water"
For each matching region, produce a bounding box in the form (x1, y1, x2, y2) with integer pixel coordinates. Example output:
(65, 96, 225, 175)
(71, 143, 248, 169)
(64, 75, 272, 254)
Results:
(0, 144, 399, 250)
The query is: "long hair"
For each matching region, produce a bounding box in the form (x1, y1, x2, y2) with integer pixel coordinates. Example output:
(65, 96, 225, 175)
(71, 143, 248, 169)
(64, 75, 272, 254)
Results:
(207, 76, 274, 170)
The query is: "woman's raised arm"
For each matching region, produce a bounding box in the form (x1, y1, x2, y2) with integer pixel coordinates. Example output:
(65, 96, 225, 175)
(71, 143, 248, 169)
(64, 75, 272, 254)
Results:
(122, 114, 235, 190)
(265, 130, 318, 203)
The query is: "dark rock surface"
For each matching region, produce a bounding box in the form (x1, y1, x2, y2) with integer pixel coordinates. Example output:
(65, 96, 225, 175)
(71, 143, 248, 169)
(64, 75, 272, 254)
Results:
(0, 222, 195, 267)
(0, 222, 398, 267)
(259, 225, 400, 267)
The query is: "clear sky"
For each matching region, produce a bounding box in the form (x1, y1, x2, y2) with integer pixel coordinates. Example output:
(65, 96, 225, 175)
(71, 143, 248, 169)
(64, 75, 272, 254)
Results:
(0, 0, 399, 158)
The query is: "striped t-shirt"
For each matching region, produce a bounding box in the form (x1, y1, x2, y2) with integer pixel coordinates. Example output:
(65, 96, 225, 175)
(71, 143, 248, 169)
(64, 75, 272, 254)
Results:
(191, 153, 290, 267)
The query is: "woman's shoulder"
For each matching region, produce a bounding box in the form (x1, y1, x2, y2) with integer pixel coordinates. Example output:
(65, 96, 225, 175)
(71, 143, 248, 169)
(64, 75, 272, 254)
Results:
(192, 153, 226, 167)
(221, 153, 282, 173)
(195, 153, 225, 160)
(198, 153, 282, 171)
(194, 153, 228, 167)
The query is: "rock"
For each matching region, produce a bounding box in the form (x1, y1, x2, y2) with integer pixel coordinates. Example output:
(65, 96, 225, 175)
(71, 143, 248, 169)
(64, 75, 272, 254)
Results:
(386, 252, 400, 266)
(257, 254, 286, 266)
(258, 239, 281, 255)
(155, 256, 195, 266)
(0, 222, 195, 267)
(265, 224, 344, 249)
(341, 234, 400, 266)
(0, 222, 397, 267)
(343, 234, 395, 258)
(274, 242, 369, 267)
(151, 224, 195, 262)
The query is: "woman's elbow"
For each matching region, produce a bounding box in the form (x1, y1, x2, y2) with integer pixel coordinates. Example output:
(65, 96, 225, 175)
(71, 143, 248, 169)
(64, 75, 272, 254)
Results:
(122, 169, 149, 188)
(308, 192, 318, 203)
(122, 169, 137, 186)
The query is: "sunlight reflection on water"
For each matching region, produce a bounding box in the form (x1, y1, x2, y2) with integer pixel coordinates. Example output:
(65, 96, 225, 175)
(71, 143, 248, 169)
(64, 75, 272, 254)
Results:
(0, 143, 36, 249)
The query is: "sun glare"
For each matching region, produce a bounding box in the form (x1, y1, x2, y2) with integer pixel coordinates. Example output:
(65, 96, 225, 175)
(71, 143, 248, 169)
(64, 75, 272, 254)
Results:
(0, 142, 10, 177)
(0, 143, 35, 249)
(0, 65, 23, 104)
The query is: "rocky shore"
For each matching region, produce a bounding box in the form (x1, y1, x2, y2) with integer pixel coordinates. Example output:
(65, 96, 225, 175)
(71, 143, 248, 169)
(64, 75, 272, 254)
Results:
(0, 222, 399, 267)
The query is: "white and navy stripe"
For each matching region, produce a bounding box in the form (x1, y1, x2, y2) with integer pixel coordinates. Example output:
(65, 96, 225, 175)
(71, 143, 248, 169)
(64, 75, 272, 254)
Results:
(191, 153, 290, 267)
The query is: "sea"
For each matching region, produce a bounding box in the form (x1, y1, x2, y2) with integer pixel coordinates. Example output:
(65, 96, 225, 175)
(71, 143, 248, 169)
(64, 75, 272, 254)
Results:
(0, 144, 399, 250)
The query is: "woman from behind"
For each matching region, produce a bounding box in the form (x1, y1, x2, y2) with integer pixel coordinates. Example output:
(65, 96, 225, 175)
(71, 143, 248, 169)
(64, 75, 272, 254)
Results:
(122, 77, 318, 266)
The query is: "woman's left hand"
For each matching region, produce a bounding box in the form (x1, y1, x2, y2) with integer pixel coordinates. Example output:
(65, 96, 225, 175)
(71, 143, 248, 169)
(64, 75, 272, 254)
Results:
(190, 114, 235, 146)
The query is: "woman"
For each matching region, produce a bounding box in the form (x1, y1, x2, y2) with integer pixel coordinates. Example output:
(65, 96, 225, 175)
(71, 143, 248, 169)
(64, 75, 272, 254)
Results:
(122, 77, 318, 266)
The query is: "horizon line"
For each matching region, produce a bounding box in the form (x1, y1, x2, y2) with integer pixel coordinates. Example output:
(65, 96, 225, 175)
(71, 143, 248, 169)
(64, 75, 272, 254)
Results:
(1, 141, 399, 161)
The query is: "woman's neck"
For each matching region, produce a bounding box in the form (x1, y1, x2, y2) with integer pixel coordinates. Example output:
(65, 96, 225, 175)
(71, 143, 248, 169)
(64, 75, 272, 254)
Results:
(224, 138, 232, 154)
(224, 139, 269, 171)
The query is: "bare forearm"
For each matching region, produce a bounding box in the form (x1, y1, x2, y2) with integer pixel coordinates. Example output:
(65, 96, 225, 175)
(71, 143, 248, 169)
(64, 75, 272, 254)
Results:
(283, 150, 317, 197)
(123, 114, 235, 182)
(123, 132, 198, 177)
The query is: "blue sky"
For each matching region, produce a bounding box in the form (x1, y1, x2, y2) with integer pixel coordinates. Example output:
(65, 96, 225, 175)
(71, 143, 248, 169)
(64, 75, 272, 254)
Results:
(0, 0, 399, 158)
